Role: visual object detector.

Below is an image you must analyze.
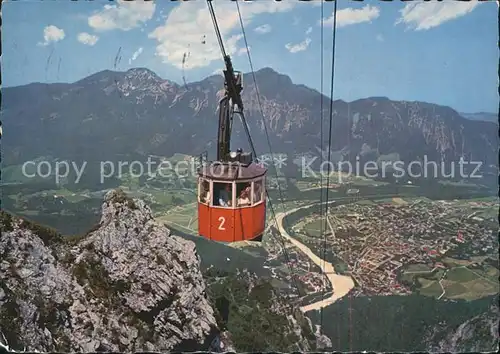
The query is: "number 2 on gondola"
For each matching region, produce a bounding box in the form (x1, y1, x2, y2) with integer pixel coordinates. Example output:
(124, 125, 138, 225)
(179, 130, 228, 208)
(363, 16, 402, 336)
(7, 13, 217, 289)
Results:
(218, 216, 226, 230)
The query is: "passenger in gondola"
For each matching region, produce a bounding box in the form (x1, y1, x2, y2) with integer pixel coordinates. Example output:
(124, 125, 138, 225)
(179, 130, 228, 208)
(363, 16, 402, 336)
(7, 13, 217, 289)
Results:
(253, 182, 262, 203)
(201, 181, 211, 203)
(237, 188, 250, 206)
(218, 184, 232, 207)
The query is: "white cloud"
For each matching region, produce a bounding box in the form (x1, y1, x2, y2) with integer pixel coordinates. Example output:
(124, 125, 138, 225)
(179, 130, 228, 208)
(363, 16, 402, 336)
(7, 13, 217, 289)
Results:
(285, 38, 311, 54)
(237, 47, 251, 56)
(129, 47, 144, 64)
(305, 26, 312, 35)
(77, 32, 99, 46)
(395, 1, 481, 31)
(376, 34, 384, 42)
(88, 0, 156, 31)
(254, 24, 271, 34)
(38, 25, 65, 46)
(148, 0, 300, 70)
(322, 5, 380, 28)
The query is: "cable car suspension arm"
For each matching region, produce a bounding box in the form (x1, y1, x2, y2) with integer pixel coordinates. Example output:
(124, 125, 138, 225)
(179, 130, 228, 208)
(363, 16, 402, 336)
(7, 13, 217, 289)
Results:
(207, 0, 244, 162)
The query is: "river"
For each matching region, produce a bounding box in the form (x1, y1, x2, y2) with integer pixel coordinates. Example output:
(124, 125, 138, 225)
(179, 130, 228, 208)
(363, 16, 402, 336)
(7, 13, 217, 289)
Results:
(274, 202, 355, 313)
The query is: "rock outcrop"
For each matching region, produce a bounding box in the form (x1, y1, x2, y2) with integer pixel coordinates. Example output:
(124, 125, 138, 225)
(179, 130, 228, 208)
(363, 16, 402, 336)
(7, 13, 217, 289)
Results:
(426, 297, 499, 353)
(0, 189, 319, 352)
(0, 189, 219, 352)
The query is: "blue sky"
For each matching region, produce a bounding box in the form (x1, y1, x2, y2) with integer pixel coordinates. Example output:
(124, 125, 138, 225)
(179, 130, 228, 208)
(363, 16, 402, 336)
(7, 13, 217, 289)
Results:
(2, 0, 498, 113)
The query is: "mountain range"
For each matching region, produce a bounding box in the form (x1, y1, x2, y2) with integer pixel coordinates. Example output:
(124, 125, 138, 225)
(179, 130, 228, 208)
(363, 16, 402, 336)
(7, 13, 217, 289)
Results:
(1, 67, 498, 176)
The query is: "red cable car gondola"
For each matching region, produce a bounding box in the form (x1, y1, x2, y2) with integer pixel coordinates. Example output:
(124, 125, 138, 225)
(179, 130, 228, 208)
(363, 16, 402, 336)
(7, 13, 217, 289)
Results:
(197, 54, 267, 243)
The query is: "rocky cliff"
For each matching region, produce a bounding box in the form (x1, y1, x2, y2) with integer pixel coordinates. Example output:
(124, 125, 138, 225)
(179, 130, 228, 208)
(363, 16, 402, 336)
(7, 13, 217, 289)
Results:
(0, 189, 222, 352)
(0, 189, 317, 352)
(426, 296, 499, 353)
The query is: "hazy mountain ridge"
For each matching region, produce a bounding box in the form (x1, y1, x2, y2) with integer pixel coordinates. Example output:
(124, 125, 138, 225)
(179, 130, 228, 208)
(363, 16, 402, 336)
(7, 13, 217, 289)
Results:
(460, 112, 498, 124)
(1, 67, 497, 171)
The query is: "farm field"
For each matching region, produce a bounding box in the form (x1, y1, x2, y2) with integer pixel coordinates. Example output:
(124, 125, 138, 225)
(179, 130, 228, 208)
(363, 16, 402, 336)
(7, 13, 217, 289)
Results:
(155, 202, 198, 234)
(404, 260, 499, 301)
